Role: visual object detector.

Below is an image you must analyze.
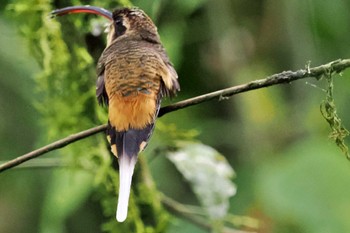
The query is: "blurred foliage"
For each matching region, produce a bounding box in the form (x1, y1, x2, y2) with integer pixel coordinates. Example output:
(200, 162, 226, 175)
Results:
(1, 0, 350, 233)
(256, 138, 350, 232)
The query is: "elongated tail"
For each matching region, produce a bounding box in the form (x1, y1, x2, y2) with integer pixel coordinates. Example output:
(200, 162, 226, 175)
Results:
(107, 123, 155, 222)
(117, 152, 137, 222)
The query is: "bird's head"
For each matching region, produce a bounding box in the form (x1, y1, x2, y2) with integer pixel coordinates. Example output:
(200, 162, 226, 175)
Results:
(106, 8, 159, 46)
(51, 6, 159, 47)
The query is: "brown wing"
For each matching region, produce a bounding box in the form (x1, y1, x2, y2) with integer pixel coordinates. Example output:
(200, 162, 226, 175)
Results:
(96, 60, 109, 106)
(158, 45, 180, 98)
(140, 33, 180, 97)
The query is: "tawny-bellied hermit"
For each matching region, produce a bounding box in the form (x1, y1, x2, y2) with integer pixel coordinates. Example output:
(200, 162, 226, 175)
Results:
(51, 5, 180, 222)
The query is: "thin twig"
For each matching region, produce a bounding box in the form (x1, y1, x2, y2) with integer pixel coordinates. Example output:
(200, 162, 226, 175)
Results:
(161, 195, 253, 233)
(1, 58, 350, 173)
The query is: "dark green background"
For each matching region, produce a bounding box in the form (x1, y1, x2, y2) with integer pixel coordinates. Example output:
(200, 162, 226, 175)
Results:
(1, 0, 350, 232)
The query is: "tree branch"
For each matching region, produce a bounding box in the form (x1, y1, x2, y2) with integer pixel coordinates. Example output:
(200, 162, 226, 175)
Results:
(0, 124, 107, 173)
(1, 58, 350, 173)
(158, 59, 350, 117)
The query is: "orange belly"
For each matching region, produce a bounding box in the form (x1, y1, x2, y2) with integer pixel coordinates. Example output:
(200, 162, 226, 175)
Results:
(108, 93, 157, 131)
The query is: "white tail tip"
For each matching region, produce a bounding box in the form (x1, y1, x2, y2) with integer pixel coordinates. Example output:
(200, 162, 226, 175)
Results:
(116, 154, 137, 222)
(116, 207, 127, 222)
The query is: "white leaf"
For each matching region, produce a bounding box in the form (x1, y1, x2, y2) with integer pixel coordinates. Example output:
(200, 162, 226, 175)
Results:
(167, 142, 236, 220)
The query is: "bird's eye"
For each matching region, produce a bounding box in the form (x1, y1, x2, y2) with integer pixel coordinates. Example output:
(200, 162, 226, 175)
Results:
(115, 17, 123, 24)
(115, 18, 122, 25)
(115, 16, 126, 36)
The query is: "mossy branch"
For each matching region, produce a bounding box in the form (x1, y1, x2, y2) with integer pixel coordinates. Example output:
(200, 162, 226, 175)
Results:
(320, 70, 350, 158)
(1, 58, 350, 173)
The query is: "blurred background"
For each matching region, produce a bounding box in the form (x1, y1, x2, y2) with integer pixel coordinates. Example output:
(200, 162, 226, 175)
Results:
(1, 0, 350, 232)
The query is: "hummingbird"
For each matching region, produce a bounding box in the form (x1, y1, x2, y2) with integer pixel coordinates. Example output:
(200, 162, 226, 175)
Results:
(51, 6, 180, 222)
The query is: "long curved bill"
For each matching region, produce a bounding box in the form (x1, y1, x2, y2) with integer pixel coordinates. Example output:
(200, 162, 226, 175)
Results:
(50, 5, 113, 21)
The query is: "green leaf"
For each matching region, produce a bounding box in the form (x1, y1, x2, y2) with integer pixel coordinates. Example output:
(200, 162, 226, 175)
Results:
(167, 142, 236, 221)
